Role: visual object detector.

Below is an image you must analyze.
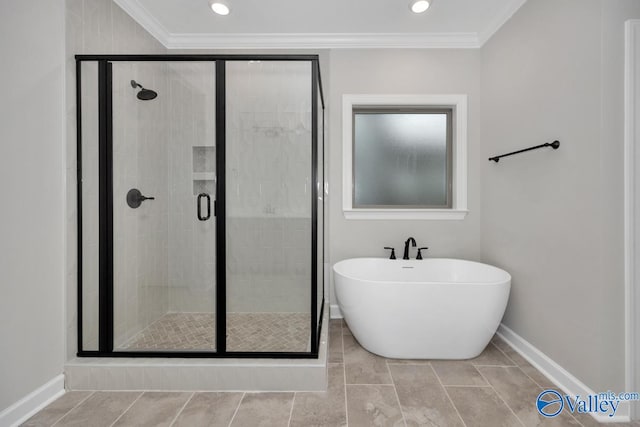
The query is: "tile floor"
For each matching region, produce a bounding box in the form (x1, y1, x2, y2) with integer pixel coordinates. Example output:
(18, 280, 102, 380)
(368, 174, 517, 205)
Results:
(24, 320, 640, 427)
(118, 312, 310, 352)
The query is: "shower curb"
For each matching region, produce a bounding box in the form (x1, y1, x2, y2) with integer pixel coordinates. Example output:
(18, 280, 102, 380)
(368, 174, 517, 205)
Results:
(64, 312, 328, 392)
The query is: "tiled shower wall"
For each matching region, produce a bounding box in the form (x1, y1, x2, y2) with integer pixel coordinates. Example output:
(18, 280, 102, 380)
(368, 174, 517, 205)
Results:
(65, 0, 166, 356)
(226, 218, 311, 312)
(225, 61, 313, 313)
(111, 62, 170, 348)
(166, 63, 217, 314)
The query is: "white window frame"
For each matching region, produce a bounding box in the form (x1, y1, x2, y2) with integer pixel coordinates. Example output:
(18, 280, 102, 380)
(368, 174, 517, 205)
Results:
(342, 94, 468, 220)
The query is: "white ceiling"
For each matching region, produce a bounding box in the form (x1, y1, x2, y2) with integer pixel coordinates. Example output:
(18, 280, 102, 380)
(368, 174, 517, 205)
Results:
(114, 0, 527, 49)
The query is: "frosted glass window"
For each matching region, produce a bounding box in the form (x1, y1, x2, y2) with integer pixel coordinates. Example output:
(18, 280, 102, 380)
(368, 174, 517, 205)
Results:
(353, 109, 452, 208)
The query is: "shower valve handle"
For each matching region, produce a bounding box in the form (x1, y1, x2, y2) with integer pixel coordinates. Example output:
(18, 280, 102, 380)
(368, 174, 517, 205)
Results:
(127, 188, 155, 209)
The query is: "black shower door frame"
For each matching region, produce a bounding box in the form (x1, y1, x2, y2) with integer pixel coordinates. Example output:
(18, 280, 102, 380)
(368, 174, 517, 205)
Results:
(75, 54, 325, 358)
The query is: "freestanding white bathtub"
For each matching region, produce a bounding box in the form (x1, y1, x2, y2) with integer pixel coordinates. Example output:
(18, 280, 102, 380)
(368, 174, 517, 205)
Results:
(333, 258, 511, 359)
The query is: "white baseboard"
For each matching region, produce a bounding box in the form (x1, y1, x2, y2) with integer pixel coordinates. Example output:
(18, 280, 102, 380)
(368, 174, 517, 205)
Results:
(330, 304, 342, 319)
(497, 324, 630, 423)
(0, 374, 65, 427)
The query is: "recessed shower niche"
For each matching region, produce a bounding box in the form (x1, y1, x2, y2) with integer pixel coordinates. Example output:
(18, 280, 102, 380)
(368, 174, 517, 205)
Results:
(193, 146, 215, 173)
(192, 146, 215, 196)
(76, 55, 325, 358)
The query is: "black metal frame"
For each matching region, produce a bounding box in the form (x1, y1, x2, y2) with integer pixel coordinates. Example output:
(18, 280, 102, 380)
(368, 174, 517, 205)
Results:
(315, 67, 326, 351)
(310, 63, 318, 354)
(76, 59, 83, 354)
(97, 61, 114, 352)
(75, 54, 325, 359)
(215, 60, 227, 355)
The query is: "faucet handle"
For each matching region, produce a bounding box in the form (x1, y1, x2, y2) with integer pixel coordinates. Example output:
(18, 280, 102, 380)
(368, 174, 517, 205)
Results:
(384, 247, 396, 260)
(416, 247, 429, 260)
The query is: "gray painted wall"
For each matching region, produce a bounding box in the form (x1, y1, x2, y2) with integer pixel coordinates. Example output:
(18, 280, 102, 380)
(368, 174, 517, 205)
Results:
(481, 0, 640, 392)
(327, 49, 483, 303)
(0, 0, 66, 411)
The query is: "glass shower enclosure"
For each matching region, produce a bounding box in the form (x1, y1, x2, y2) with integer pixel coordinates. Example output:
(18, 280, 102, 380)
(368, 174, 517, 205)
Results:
(76, 55, 324, 357)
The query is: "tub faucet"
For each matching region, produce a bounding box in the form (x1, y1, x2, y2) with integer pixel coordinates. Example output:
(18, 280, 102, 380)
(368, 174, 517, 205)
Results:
(403, 237, 417, 260)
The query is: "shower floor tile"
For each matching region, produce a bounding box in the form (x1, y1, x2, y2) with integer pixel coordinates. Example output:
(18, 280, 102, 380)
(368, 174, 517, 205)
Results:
(119, 312, 310, 352)
(119, 313, 215, 351)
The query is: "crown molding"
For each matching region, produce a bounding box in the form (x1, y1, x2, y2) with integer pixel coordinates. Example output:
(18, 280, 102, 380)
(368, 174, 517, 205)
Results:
(114, 0, 527, 50)
(112, 0, 171, 46)
(477, 0, 528, 46)
(164, 32, 481, 49)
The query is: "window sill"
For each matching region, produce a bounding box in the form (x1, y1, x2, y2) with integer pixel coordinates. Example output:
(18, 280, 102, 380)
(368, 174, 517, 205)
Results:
(343, 209, 469, 220)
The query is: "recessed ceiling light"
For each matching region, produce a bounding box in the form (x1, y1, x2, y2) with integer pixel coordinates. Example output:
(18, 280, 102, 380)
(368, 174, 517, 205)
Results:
(410, 0, 430, 14)
(209, 0, 230, 15)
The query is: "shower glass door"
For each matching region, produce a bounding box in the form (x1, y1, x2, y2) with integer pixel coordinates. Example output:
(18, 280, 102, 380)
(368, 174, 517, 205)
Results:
(225, 60, 313, 352)
(77, 55, 323, 357)
(110, 61, 217, 352)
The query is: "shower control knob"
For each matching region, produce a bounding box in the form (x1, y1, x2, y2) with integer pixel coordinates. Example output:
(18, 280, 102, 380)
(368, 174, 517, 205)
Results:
(127, 188, 155, 209)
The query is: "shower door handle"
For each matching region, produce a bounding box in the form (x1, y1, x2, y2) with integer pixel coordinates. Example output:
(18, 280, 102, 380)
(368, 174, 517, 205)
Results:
(197, 193, 211, 221)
